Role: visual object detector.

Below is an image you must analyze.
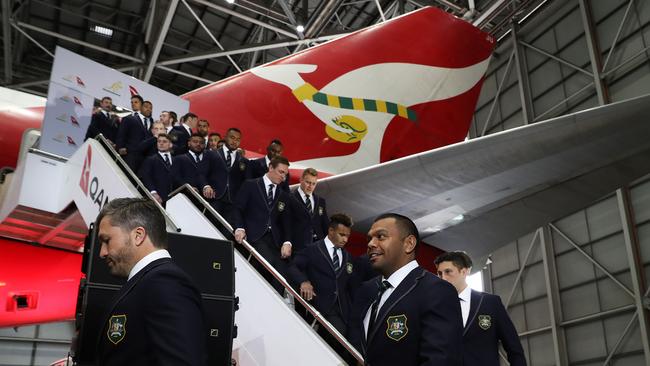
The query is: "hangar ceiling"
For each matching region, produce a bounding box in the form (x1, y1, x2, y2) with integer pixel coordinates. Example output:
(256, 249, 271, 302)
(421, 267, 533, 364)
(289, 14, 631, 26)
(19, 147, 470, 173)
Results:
(1, 0, 550, 96)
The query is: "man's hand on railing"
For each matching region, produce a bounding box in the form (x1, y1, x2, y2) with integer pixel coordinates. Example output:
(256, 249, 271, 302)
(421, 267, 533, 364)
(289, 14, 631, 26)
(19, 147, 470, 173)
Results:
(118, 148, 127, 156)
(202, 185, 215, 199)
(234, 228, 246, 243)
(280, 242, 292, 259)
(299, 281, 316, 301)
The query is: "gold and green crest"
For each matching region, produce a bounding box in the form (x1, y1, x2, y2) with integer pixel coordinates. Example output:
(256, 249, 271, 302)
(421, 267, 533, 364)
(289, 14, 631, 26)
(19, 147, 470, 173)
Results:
(346, 262, 353, 274)
(386, 314, 408, 341)
(107, 314, 127, 344)
(478, 314, 492, 330)
(277, 201, 285, 212)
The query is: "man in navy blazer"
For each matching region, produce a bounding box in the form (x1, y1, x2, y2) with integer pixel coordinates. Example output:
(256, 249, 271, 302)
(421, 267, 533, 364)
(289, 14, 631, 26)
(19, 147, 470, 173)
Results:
(248, 139, 290, 192)
(85, 96, 117, 144)
(435, 251, 527, 366)
(95, 198, 206, 366)
(172, 133, 209, 192)
(287, 213, 354, 333)
(284, 168, 329, 253)
(348, 213, 462, 366)
(203, 127, 249, 224)
(138, 133, 176, 204)
(233, 156, 292, 294)
(170, 112, 198, 156)
(116, 96, 154, 172)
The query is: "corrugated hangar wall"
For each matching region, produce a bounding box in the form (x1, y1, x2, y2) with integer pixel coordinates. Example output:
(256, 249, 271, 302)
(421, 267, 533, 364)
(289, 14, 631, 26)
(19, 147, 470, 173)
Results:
(470, 0, 650, 365)
(2, 0, 650, 365)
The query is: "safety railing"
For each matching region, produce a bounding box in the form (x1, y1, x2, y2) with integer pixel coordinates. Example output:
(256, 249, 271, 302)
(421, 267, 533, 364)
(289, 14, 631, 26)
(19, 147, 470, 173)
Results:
(168, 183, 364, 365)
(93, 134, 180, 233)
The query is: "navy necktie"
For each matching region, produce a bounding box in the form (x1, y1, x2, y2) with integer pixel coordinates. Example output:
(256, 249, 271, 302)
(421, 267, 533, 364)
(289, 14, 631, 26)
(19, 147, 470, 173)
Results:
(163, 153, 171, 167)
(226, 150, 233, 167)
(305, 195, 312, 213)
(267, 184, 274, 206)
(332, 247, 340, 270)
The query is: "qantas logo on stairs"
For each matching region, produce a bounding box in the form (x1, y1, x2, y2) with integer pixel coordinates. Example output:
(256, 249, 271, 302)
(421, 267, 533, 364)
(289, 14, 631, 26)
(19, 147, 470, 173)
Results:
(79, 145, 110, 210)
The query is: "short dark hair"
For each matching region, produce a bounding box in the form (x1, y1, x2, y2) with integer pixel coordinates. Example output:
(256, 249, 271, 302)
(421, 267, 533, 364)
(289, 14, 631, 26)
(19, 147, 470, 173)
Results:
(209, 132, 221, 139)
(329, 213, 353, 229)
(373, 213, 420, 243)
(302, 168, 318, 178)
(269, 156, 289, 168)
(169, 111, 178, 123)
(157, 133, 171, 142)
(101, 96, 112, 102)
(182, 112, 197, 122)
(269, 139, 283, 146)
(434, 251, 473, 270)
(227, 127, 241, 134)
(131, 95, 144, 103)
(198, 119, 209, 126)
(143, 100, 152, 107)
(97, 198, 167, 249)
(190, 132, 204, 139)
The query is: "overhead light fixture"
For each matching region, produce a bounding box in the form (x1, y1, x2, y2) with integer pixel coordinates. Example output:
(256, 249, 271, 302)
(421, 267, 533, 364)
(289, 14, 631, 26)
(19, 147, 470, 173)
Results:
(225, 0, 235, 4)
(91, 25, 113, 37)
(296, 25, 305, 33)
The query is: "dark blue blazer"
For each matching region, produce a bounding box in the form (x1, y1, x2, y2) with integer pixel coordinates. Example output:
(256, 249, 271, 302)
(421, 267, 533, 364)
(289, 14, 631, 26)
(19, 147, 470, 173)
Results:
(135, 136, 158, 158)
(287, 239, 354, 318)
(85, 111, 117, 142)
(348, 267, 463, 366)
(96, 258, 207, 366)
(116, 114, 152, 171)
(204, 149, 249, 201)
(138, 153, 176, 202)
(172, 152, 209, 191)
(348, 254, 378, 299)
(170, 125, 191, 156)
(462, 291, 526, 366)
(248, 157, 290, 192)
(283, 190, 329, 252)
(233, 178, 291, 245)
(116, 113, 151, 151)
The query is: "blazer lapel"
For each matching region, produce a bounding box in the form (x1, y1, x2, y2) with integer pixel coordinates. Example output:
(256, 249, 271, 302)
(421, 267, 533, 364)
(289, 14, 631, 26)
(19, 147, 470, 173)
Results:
(464, 290, 484, 336)
(293, 190, 311, 215)
(256, 178, 272, 212)
(367, 267, 425, 345)
(317, 240, 336, 274)
(156, 154, 170, 171)
(96, 258, 170, 350)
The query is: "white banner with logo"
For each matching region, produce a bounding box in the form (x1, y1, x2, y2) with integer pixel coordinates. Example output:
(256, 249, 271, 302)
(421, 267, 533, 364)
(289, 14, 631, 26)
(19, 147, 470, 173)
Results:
(41, 46, 189, 158)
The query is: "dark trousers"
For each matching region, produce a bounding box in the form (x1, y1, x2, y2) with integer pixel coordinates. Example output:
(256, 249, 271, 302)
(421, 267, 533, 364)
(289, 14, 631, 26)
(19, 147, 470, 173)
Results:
(251, 231, 288, 295)
(318, 310, 350, 361)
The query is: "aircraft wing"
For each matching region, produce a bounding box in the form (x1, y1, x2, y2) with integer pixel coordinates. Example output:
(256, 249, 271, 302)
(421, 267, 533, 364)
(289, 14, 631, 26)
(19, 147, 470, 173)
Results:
(316, 94, 650, 259)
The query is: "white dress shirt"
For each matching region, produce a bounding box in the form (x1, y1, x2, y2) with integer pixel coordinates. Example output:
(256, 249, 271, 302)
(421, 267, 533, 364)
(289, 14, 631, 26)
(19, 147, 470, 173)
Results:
(363, 260, 419, 334)
(181, 122, 192, 135)
(127, 249, 171, 281)
(324, 236, 339, 266)
(189, 151, 202, 162)
(458, 285, 472, 327)
(297, 186, 314, 211)
(222, 145, 235, 167)
(158, 151, 172, 165)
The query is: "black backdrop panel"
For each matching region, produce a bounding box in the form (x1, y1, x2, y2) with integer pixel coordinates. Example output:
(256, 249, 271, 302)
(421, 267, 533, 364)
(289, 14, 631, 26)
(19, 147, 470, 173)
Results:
(75, 228, 235, 366)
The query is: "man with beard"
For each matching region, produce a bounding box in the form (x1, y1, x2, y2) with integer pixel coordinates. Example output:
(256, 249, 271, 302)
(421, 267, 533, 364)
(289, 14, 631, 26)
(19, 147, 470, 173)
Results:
(347, 213, 463, 366)
(95, 198, 206, 366)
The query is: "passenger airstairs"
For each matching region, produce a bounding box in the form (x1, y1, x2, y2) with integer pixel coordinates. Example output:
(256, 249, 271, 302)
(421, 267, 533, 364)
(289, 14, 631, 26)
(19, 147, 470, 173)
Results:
(0, 133, 363, 365)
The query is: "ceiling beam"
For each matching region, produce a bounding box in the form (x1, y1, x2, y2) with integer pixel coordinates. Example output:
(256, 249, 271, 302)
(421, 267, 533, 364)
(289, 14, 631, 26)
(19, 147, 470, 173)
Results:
(188, 0, 299, 40)
(144, 0, 179, 82)
(156, 33, 345, 66)
(14, 21, 144, 63)
(2, 0, 12, 83)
